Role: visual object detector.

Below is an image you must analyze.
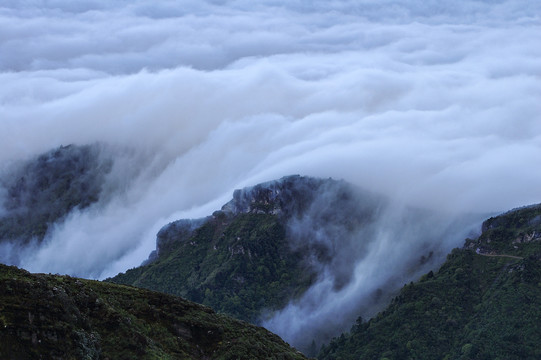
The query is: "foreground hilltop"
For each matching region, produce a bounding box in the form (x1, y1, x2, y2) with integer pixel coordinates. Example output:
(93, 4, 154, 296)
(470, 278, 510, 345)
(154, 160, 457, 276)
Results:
(319, 205, 541, 360)
(0, 263, 307, 360)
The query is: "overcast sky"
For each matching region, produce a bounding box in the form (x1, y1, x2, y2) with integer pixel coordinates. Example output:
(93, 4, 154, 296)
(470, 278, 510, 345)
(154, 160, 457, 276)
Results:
(1, 0, 540, 279)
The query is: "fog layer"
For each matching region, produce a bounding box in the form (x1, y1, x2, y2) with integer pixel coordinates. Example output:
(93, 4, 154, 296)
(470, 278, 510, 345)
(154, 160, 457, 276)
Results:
(1, 0, 540, 297)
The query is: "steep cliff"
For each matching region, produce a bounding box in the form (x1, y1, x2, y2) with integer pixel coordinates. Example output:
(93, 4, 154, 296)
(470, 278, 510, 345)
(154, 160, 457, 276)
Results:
(109, 175, 382, 322)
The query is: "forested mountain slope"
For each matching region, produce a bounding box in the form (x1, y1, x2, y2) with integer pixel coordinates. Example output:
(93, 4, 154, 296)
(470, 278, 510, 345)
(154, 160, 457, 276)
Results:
(0, 264, 307, 360)
(109, 175, 385, 322)
(109, 175, 478, 354)
(0, 144, 111, 263)
(319, 205, 541, 360)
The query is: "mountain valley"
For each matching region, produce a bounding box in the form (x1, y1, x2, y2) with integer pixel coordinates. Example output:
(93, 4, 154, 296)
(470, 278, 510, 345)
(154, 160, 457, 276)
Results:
(0, 146, 540, 359)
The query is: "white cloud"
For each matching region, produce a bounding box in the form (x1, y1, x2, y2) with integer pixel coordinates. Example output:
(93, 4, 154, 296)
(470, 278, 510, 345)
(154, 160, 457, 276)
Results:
(262, 205, 484, 350)
(1, 0, 541, 348)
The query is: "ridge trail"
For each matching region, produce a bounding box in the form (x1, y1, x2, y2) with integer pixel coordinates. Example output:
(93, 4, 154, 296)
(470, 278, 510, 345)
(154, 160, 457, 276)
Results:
(477, 253, 523, 260)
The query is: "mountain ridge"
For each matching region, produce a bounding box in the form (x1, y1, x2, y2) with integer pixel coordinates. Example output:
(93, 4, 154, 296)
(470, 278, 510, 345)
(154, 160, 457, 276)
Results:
(3, 145, 537, 358)
(0, 144, 112, 265)
(109, 174, 478, 354)
(0, 263, 308, 360)
(318, 204, 541, 360)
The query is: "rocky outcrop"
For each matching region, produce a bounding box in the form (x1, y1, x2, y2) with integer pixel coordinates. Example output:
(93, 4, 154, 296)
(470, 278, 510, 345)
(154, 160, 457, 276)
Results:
(220, 175, 333, 217)
(466, 204, 541, 257)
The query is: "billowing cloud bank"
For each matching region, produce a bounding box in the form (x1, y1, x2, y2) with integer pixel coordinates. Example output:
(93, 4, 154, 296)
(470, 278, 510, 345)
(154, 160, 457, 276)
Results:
(1, 0, 541, 347)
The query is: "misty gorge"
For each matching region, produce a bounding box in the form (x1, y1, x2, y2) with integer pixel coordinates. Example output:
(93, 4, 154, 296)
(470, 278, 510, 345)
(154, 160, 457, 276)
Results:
(0, 144, 507, 355)
(1, 0, 541, 359)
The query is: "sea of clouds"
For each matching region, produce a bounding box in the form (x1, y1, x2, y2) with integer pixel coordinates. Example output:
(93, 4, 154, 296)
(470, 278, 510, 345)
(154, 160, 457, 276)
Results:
(1, 0, 540, 349)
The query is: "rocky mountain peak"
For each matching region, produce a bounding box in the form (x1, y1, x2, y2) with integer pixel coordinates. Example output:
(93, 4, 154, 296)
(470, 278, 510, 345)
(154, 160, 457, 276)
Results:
(465, 204, 541, 257)
(220, 175, 347, 217)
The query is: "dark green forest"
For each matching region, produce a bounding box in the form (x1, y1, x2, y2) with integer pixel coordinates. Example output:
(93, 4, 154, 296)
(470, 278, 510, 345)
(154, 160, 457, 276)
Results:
(0, 264, 307, 360)
(2, 148, 540, 360)
(109, 211, 316, 323)
(319, 205, 541, 360)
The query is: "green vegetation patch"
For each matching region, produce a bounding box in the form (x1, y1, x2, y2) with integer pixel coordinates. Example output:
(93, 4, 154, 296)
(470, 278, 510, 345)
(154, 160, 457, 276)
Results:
(109, 212, 316, 323)
(0, 264, 307, 360)
(319, 204, 541, 360)
(466, 205, 541, 257)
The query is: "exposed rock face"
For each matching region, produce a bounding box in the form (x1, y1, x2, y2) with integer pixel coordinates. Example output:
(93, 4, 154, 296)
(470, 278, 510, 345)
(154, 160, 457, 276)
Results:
(219, 175, 377, 220)
(220, 175, 327, 216)
(148, 218, 209, 262)
(151, 173, 381, 255)
(466, 204, 541, 257)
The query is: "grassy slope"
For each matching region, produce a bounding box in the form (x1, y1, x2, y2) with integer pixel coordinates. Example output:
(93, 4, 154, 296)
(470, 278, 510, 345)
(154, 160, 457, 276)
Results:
(319, 206, 541, 360)
(109, 212, 316, 323)
(0, 264, 307, 360)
